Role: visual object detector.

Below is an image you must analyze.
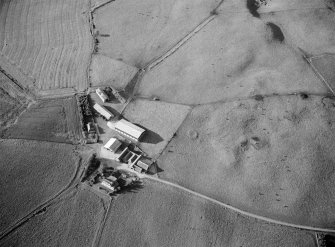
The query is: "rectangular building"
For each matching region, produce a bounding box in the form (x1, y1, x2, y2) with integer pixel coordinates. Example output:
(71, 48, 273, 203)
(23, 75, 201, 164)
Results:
(99, 180, 116, 193)
(104, 138, 122, 153)
(93, 103, 114, 120)
(114, 119, 145, 142)
(137, 159, 152, 171)
(96, 88, 108, 103)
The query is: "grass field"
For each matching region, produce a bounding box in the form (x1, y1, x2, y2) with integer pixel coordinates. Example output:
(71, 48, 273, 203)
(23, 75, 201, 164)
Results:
(99, 180, 315, 247)
(122, 99, 191, 157)
(93, 0, 221, 68)
(310, 54, 335, 92)
(0, 0, 91, 91)
(258, 1, 335, 55)
(158, 95, 335, 228)
(0, 71, 30, 130)
(0, 188, 107, 247)
(3, 96, 82, 143)
(137, 9, 328, 105)
(90, 54, 138, 89)
(0, 139, 82, 235)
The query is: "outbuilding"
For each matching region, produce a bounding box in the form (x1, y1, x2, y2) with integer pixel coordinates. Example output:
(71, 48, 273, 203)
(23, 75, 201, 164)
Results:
(96, 88, 108, 103)
(136, 159, 153, 172)
(104, 137, 122, 153)
(93, 103, 114, 120)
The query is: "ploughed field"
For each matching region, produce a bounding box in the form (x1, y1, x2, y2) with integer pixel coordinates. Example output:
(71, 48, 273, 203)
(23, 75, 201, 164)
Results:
(0, 0, 91, 92)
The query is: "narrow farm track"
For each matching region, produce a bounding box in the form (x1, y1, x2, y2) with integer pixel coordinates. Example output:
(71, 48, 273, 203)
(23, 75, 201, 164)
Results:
(0, 0, 92, 92)
(144, 14, 216, 71)
(143, 0, 226, 72)
(0, 152, 93, 241)
(144, 175, 335, 233)
(92, 198, 111, 247)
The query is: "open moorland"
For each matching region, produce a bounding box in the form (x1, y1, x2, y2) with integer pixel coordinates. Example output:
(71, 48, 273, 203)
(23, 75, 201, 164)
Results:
(1, 0, 335, 246)
(0, 139, 88, 236)
(0, 188, 108, 247)
(158, 95, 335, 228)
(99, 180, 316, 247)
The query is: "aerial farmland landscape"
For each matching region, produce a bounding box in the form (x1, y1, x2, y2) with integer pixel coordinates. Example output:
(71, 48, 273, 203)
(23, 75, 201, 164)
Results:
(1, 0, 335, 246)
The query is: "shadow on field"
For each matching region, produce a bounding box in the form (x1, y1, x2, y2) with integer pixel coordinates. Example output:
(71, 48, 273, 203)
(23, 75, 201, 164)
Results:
(104, 105, 121, 118)
(98, 125, 105, 134)
(136, 124, 163, 144)
(147, 162, 164, 175)
(124, 71, 141, 98)
(246, 0, 260, 18)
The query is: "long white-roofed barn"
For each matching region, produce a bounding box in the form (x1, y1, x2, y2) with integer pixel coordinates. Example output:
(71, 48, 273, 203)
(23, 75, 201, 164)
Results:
(114, 119, 145, 142)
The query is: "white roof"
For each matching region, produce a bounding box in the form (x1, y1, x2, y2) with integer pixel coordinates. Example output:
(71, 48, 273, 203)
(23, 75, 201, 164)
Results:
(115, 119, 145, 140)
(93, 103, 113, 119)
(96, 88, 108, 102)
(107, 121, 115, 129)
(104, 138, 121, 151)
(100, 180, 115, 191)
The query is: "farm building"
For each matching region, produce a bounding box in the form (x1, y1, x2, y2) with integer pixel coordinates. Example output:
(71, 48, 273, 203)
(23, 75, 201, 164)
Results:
(137, 158, 153, 172)
(99, 179, 117, 193)
(114, 119, 145, 142)
(93, 103, 114, 120)
(87, 122, 95, 133)
(96, 88, 109, 103)
(120, 150, 142, 167)
(104, 138, 122, 153)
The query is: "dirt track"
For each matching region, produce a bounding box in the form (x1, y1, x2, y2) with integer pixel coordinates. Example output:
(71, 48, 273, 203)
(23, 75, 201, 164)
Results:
(144, 175, 335, 233)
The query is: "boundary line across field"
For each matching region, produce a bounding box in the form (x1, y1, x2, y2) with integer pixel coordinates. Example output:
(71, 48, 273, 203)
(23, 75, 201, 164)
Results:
(144, 175, 335, 233)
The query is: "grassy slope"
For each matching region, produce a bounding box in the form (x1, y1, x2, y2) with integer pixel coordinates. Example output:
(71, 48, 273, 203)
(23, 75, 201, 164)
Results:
(138, 10, 328, 105)
(99, 180, 315, 247)
(0, 189, 107, 247)
(158, 95, 335, 227)
(0, 139, 79, 234)
(123, 99, 191, 157)
(94, 0, 221, 67)
(3, 97, 81, 143)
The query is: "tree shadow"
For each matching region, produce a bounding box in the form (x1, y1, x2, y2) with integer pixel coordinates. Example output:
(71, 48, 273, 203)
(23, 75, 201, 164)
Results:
(113, 180, 144, 196)
(325, 234, 335, 247)
(82, 156, 100, 182)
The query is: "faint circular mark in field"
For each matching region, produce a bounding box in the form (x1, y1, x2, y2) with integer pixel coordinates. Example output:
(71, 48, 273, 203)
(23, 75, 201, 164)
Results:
(188, 129, 198, 140)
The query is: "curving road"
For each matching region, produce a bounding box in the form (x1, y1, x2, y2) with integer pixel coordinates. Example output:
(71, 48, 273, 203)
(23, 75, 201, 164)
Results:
(144, 175, 335, 233)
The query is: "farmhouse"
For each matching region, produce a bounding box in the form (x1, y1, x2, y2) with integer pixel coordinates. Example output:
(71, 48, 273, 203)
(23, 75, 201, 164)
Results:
(114, 119, 145, 142)
(93, 103, 114, 120)
(99, 179, 117, 193)
(96, 88, 108, 103)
